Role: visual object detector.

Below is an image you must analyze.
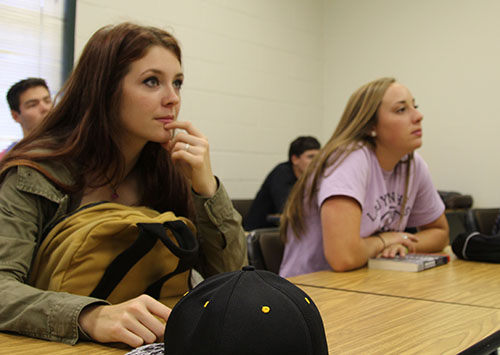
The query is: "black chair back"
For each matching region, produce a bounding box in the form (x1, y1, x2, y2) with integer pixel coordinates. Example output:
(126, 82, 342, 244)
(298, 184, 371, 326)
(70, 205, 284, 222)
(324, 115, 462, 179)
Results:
(247, 228, 283, 274)
(466, 208, 500, 234)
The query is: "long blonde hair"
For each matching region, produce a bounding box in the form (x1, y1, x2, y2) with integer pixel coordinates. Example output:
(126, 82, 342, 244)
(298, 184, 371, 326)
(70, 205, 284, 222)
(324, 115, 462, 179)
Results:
(281, 77, 413, 241)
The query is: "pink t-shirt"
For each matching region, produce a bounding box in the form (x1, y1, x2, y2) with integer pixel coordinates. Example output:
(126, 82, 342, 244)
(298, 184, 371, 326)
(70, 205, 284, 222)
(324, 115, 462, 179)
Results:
(279, 145, 445, 277)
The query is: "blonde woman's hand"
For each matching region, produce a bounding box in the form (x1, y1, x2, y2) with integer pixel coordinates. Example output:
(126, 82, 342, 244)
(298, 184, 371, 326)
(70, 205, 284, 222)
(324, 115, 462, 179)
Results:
(162, 120, 217, 197)
(380, 243, 412, 258)
(378, 232, 418, 258)
(78, 294, 171, 348)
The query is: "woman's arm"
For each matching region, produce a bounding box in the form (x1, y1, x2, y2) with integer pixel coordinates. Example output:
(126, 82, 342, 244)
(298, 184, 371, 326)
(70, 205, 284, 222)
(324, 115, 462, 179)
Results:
(0, 167, 172, 347)
(191, 179, 248, 277)
(162, 120, 247, 277)
(378, 213, 449, 258)
(320, 195, 420, 272)
(415, 213, 450, 251)
(321, 196, 385, 272)
(0, 167, 104, 344)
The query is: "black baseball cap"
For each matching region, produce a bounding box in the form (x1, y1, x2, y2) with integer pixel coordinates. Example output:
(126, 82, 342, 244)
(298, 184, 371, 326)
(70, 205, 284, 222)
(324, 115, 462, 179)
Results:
(126, 266, 328, 355)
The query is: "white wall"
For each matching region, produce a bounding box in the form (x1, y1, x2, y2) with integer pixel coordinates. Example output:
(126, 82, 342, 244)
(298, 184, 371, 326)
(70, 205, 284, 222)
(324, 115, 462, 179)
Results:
(323, 0, 500, 207)
(75, 0, 500, 207)
(75, 0, 324, 198)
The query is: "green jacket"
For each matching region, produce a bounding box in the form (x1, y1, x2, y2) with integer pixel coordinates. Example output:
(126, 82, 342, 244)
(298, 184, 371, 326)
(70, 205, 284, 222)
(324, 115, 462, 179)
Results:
(0, 162, 247, 344)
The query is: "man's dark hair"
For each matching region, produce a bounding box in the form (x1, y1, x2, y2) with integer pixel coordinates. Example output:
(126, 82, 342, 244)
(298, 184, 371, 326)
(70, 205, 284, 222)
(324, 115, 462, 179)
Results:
(288, 136, 321, 162)
(6, 77, 49, 112)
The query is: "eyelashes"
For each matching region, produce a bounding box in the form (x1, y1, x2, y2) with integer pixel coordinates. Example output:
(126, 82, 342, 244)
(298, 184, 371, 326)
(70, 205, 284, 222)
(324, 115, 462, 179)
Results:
(143, 76, 160, 87)
(396, 104, 419, 113)
(143, 76, 183, 90)
(173, 79, 183, 89)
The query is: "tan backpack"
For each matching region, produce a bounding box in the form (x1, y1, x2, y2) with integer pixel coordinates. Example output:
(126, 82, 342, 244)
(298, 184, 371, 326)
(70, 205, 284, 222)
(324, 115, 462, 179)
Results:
(30, 202, 199, 307)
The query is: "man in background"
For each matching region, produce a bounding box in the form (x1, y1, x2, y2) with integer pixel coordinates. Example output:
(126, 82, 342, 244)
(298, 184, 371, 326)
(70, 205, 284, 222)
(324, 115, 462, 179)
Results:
(244, 136, 321, 230)
(0, 78, 52, 159)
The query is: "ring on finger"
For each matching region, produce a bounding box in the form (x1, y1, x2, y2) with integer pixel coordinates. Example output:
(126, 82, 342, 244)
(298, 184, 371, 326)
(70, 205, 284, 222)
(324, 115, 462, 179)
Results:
(184, 143, 190, 152)
(402, 235, 408, 240)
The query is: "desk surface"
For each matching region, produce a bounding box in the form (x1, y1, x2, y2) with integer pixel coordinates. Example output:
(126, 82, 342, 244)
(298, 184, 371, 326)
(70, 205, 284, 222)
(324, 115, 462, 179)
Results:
(3, 285, 499, 355)
(300, 285, 500, 355)
(3, 257, 500, 354)
(290, 258, 500, 309)
(0, 332, 127, 354)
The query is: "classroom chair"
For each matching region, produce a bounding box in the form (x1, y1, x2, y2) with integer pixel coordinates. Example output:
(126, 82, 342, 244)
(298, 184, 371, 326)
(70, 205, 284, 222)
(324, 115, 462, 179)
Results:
(445, 209, 469, 243)
(246, 227, 284, 274)
(465, 208, 500, 235)
(232, 199, 253, 221)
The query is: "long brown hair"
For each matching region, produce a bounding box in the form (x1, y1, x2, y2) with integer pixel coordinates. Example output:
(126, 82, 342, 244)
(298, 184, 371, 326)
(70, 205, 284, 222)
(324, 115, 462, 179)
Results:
(281, 77, 413, 240)
(0, 23, 192, 217)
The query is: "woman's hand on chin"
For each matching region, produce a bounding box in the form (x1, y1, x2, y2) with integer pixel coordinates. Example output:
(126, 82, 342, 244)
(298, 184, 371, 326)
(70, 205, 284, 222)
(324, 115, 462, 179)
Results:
(162, 120, 217, 197)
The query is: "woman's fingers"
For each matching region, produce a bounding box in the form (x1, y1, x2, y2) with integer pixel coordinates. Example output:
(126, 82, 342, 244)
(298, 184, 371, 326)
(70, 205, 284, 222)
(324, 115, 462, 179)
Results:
(139, 296, 171, 341)
(400, 236, 417, 253)
(120, 315, 157, 347)
(164, 120, 204, 138)
(78, 295, 171, 347)
(167, 131, 204, 152)
(163, 122, 209, 165)
(163, 121, 206, 152)
(125, 296, 171, 344)
(381, 242, 415, 258)
(160, 121, 217, 197)
(401, 234, 419, 243)
(169, 133, 208, 176)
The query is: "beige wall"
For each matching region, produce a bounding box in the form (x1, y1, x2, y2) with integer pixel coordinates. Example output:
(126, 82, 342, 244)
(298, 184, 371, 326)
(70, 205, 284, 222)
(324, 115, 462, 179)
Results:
(75, 0, 324, 199)
(323, 0, 500, 207)
(75, 0, 500, 207)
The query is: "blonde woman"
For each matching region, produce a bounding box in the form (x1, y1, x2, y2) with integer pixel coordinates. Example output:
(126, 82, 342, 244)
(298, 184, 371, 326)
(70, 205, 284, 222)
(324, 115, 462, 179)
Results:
(279, 78, 449, 277)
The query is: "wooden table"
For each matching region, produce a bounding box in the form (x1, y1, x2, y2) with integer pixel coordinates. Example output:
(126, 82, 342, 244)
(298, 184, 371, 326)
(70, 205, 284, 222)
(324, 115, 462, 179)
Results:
(290, 258, 500, 309)
(2, 257, 500, 354)
(290, 255, 500, 354)
(300, 285, 500, 355)
(0, 332, 127, 354)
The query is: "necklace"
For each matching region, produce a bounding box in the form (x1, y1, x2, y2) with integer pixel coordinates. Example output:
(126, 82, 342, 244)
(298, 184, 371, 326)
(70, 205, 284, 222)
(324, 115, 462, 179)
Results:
(111, 187, 119, 200)
(109, 180, 120, 200)
(108, 171, 132, 200)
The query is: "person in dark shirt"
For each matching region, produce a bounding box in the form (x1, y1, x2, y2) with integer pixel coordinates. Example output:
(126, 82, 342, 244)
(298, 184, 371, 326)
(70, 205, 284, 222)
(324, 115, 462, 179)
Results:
(244, 136, 320, 230)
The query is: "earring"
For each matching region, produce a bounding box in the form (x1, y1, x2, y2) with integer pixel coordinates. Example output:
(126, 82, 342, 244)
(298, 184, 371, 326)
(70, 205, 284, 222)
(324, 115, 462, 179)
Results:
(370, 131, 377, 137)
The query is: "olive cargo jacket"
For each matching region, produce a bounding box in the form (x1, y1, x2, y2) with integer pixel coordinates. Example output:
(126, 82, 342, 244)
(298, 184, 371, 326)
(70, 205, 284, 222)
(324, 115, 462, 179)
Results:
(0, 162, 247, 344)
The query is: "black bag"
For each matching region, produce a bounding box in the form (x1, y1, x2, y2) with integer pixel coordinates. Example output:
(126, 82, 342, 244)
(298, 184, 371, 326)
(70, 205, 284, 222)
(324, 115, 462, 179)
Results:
(451, 231, 500, 263)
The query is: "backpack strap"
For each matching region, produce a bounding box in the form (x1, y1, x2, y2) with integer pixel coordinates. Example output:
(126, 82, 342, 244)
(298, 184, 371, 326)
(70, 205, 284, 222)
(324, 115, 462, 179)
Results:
(90, 220, 199, 300)
(144, 221, 200, 299)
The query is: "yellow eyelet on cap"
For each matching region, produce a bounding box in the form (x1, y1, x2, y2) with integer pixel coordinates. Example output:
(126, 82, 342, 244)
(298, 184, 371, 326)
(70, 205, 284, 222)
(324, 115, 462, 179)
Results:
(204, 301, 210, 308)
(261, 306, 270, 313)
(305, 297, 310, 304)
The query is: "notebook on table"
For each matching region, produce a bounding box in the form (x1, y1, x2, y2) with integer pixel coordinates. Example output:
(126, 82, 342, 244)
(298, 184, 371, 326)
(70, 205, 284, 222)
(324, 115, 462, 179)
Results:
(368, 254, 450, 272)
